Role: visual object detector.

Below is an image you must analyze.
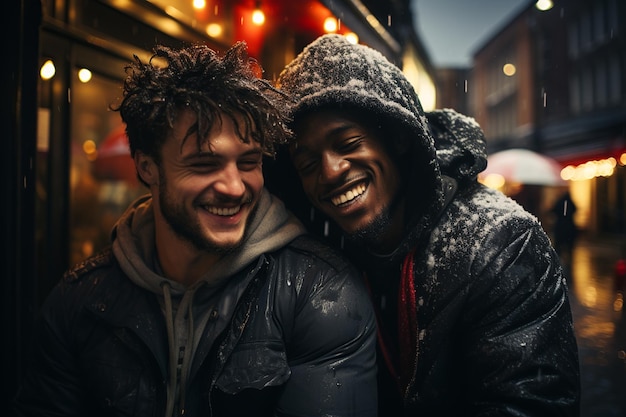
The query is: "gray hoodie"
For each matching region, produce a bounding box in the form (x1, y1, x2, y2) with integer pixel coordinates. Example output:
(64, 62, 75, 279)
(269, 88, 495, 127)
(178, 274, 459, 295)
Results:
(111, 188, 305, 415)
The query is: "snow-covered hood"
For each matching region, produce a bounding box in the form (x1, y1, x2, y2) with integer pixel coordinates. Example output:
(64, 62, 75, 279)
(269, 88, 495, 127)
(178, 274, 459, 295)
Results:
(276, 34, 487, 257)
(426, 108, 488, 185)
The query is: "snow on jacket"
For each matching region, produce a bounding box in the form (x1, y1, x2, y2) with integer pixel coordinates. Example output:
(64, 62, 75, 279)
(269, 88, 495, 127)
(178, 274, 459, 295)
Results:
(14, 189, 377, 417)
(275, 34, 580, 416)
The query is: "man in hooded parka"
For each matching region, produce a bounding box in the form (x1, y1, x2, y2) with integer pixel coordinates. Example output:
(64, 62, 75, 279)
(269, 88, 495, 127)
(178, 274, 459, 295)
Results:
(271, 34, 580, 416)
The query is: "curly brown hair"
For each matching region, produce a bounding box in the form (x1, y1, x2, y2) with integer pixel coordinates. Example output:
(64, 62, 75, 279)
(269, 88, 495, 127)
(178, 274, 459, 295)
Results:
(114, 42, 291, 169)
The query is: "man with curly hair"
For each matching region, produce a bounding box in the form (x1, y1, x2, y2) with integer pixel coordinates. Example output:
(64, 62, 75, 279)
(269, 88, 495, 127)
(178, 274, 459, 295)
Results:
(15, 43, 377, 417)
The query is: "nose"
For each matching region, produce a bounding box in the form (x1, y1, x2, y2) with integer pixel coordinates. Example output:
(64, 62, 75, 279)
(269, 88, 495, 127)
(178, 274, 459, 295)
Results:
(319, 152, 349, 184)
(213, 163, 246, 198)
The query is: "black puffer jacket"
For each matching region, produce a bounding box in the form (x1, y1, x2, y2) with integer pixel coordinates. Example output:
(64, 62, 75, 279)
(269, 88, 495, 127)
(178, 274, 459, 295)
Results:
(14, 236, 377, 417)
(298, 110, 581, 416)
(396, 109, 580, 415)
(274, 34, 580, 416)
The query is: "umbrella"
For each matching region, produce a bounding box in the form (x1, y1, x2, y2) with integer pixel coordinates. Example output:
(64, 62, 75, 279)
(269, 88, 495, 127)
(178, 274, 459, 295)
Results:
(480, 148, 566, 186)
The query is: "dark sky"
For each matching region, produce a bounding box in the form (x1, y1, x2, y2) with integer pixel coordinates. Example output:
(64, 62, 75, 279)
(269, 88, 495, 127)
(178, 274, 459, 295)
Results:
(412, 0, 527, 67)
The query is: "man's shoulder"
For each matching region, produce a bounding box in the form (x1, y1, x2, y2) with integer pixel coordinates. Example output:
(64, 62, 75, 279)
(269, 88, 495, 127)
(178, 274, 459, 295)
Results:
(63, 247, 120, 285)
(42, 248, 131, 313)
(453, 185, 539, 225)
(432, 184, 545, 254)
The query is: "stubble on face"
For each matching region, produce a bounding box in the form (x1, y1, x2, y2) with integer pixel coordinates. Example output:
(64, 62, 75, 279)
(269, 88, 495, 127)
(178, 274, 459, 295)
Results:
(157, 166, 258, 254)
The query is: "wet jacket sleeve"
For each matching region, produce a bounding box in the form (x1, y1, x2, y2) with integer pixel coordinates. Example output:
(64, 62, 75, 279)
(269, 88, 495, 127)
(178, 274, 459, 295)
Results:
(275, 254, 378, 417)
(463, 224, 580, 416)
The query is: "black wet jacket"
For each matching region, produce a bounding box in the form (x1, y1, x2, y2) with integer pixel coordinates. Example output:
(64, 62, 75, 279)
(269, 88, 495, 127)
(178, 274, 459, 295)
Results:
(363, 110, 581, 416)
(14, 236, 377, 417)
(274, 34, 580, 416)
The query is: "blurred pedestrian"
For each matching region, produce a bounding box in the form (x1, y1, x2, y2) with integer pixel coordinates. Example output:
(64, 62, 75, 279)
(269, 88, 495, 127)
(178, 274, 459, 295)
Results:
(551, 191, 578, 262)
(273, 34, 580, 416)
(14, 42, 377, 417)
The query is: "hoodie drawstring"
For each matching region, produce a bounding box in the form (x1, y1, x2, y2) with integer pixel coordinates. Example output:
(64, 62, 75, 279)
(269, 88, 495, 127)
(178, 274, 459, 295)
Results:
(162, 282, 177, 417)
(179, 297, 194, 414)
(161, 282, 195, 416)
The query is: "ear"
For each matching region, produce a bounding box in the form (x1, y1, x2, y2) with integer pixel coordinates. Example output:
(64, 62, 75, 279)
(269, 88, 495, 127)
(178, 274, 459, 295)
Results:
(134, 151, 159, 186)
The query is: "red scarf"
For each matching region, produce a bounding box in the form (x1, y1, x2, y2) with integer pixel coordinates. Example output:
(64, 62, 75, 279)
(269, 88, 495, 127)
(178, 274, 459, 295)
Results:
(398, 249, 418, 393)
(365, 248, 417, 395)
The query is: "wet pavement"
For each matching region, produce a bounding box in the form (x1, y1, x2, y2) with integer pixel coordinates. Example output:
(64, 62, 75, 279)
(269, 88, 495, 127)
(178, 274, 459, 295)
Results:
(563, 234, 626, 417)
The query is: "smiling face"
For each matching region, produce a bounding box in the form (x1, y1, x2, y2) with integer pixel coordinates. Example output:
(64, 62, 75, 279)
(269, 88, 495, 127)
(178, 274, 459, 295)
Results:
(138, 110, 263, 255)
(291, 109, 405, 251)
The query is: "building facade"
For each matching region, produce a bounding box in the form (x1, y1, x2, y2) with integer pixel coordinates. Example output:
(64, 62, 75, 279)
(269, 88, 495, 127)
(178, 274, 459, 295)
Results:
(471, 0, 626, 236)
(434, 67, 471, 114)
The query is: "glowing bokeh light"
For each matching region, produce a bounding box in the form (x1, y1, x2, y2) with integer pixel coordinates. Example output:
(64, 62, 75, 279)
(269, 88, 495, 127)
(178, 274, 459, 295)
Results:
(193, 0, 206, 9)
(78, 68, 92, 83)
(503, 63, 516, 76)
(482, 173, 506, 190)
(345, 32, 359, 44)
(251, 9, 265, 25)
(535, 0, 554, 11)
(83, 139, 97, 155)
(206, 23, 222, 37)
(561, 157, 619, 181)
(324, 17, 338, 33)
(40, 60, 55, 80)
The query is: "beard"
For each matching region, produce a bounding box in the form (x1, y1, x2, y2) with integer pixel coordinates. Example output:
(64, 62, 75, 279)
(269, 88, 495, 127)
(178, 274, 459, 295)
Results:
(158, 170, 256, 254)
(343, 190, 404, 252)
(344, 205, 394, 248)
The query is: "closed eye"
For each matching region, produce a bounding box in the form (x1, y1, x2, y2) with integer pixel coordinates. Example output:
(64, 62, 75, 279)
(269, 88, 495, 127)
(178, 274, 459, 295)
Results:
(238, 158, 262, 171)
(294, 156, 319, 176)
(190, 161, 220, 171)
(337, 137, 364, 153)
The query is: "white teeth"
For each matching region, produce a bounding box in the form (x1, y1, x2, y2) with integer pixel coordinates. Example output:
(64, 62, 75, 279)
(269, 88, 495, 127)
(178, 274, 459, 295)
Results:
(206, 205, 241, 216)
(331, 184, 367, 206)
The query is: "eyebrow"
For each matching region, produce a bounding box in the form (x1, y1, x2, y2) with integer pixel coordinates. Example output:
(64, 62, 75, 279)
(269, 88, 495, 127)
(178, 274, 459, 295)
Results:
(181, 148, 263, 162)
(292, 123, 356, 159)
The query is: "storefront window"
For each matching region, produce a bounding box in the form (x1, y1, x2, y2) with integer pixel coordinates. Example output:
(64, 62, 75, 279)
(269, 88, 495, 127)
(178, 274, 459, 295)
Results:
(69, 70, 145, 266)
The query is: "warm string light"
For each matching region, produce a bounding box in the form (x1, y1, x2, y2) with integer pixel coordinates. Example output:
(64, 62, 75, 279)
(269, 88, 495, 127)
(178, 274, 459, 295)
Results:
(561, 157, 620, 181)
